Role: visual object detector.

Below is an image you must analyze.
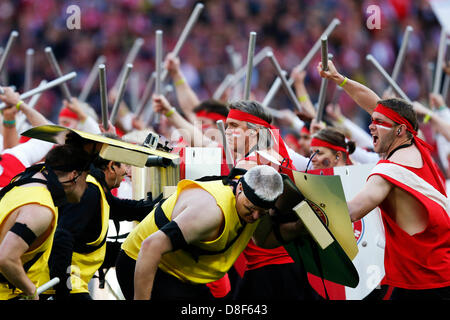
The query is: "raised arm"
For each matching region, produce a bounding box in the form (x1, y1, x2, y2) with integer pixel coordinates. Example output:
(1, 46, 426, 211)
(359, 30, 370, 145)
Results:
(1, 101, 20, 149)
(63, 98, 101, 134)
(0, 87, 51, 128)
(165, 53, 200, 123)
(413, 98, 450, 142)
(1, 87, 22, 148)
(152, 94, 218, 148)
(317, 60, 381, 115)
(290, 67, 316, 120)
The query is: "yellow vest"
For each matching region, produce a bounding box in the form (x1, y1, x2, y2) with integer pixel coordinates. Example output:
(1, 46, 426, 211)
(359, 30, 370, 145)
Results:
(122, 179, 259, 284)
(0, 186, 58, 300)
(68, 175, 110, 294)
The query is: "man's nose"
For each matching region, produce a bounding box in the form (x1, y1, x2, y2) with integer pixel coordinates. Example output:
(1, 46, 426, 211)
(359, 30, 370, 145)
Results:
(251, 209, 263, 220)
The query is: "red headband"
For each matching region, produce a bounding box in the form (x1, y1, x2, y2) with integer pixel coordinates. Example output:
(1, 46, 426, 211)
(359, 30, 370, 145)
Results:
(226, 108, 292, 167)
(310, 137, 352, 165)
(373, 104, 417, 136)
(227, 109, 271, 128)
(195, 110, 227, 122)
(59, 107, 79, 120)
(310, 137, 347, 154)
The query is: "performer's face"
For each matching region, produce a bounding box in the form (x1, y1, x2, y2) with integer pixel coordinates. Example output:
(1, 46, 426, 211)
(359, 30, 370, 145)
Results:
(235, 183, 269, 224)
(225, 118, 255, 157)
(369, 112, 397, 154)
(59, 116, 79, 129)
(107, 162, 130, 189)
(309, 146, 339, 169)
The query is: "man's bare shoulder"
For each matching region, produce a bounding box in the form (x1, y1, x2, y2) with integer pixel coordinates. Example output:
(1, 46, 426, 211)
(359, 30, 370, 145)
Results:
(388, 144, 423, 168)
(15, 203, 55, 238)
(172, 185, 224, 242)
(174, 185, 222, 215)
(178, 185, 217, 201)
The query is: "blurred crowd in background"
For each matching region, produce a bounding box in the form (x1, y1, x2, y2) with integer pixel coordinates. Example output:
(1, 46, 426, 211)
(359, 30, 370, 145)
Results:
(0, 0, 446, 158)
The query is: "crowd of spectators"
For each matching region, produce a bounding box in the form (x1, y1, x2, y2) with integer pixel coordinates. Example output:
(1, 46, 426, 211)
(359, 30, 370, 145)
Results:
(0, 0, 446, 150)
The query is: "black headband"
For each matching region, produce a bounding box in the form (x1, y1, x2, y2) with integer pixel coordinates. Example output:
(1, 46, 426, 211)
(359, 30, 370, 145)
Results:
(239, 177, 277, 209)
(44, 161, 91, 173)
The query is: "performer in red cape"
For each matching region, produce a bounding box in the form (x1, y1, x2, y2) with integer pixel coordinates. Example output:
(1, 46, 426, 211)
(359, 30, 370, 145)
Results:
(318, 60, 450, 300)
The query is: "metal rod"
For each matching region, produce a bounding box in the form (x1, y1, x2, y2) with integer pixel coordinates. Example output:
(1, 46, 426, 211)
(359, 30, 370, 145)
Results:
(128, 72, 140, 113)
(366, 54, 412, 103)
(98, 64, 109, 130)
(445, 39, 450, 101)
(263, 18, 341, 107)
(316, 38, 329, 122)
(144, 99, 155, 127)
(226, 46, 239, 71)
(0, 72, 77, 110)
(0, 47, 6, 85)
(24, 48, 34, 92)
(391, 25, 413, 83)
(266, 51, 304, 113)
(385, 25, 413, 96)
(160, 3, 204, 84)
(297, 18, 340, 73)
(426, 62, 434, 95)
(154, 30, 163, 125)
(243, 32, 257, 100)
(443, 74, 450, 102)
(27, 80, 47, 109)
(321, 36, 328, 72)
(0, 30, 19, 74)
(110, 63, 133, 124)
(433, 29, 448, 95)
(36, 277, 60, 295)
(155, 31, 163, 95)
(260, 73, 294, 117)
(172, 3, 204, 57)
(45, 46, 72, 101)
(113, 38, 144, 91)
(316, 79, 328, 122)
(331, 85, 343, 106)
(78, 55, 106, 102)
(216, 120, 234, 170)
(215, 46, 272, 99)
(261, 76, 281, 108)
(135, 72, 156, 117)
(212, 74, 234, 100)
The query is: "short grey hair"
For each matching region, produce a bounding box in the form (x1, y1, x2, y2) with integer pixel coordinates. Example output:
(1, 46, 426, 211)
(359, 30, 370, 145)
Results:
(243, 165, 283, 202)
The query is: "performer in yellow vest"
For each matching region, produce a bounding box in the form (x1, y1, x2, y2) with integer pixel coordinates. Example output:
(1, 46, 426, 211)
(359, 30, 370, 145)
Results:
(46, 155, 158, 300)
(116, 165, 289, 300)
(0, 144, 91, 300)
